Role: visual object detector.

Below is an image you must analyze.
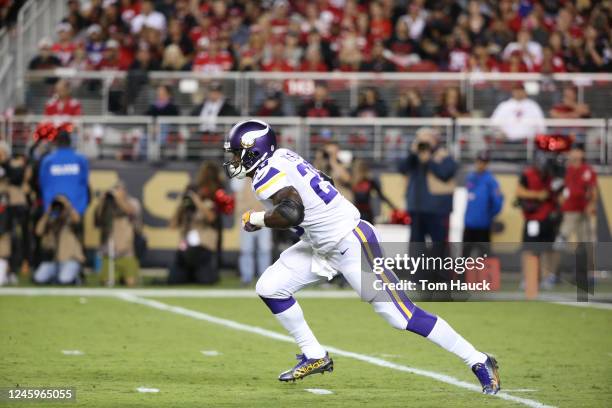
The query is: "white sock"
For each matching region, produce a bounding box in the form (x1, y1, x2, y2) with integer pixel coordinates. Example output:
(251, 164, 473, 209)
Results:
(426, 317, 487, 367)
(274, 301, 326, 359)
(0, 259, 8, 286)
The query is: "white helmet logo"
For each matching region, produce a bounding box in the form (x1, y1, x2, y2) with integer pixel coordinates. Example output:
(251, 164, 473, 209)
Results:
(239, 122, 269, 148)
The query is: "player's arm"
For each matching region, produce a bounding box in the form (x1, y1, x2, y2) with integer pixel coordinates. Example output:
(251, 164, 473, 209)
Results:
(243, 186, 304, 230)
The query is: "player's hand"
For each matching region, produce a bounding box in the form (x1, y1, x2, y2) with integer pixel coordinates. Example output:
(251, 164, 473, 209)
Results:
(241, 210, 262, 232)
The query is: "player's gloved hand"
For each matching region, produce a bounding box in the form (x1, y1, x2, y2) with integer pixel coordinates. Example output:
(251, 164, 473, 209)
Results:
(241, 210, 265, 232)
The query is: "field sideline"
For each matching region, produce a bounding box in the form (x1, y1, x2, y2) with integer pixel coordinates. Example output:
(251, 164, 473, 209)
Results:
(1, 289, 611, 407)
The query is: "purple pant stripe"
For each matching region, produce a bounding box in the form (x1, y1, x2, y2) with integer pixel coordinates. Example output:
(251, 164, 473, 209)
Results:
(353, 221, 414, 323)
(356, 221, 417, 315)
(259, 296, 296, 314)
(406, 306, 438, 337)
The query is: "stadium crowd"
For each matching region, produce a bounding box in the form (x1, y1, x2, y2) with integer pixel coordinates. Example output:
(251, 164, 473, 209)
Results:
(27, 0, 611, 74)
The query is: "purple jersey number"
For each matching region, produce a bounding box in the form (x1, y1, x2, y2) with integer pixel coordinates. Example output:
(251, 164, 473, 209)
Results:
(296, 162, 338, 204)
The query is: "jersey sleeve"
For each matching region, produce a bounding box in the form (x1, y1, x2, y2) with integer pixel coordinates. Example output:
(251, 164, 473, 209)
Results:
(252, 165, 290, 200)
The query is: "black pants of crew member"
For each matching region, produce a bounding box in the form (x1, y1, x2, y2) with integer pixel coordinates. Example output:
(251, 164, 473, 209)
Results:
(462, 227, 491, 258)
(168, 245, 219, 285)
(409, 212, 450, 288)
(9, 205, 31, 272)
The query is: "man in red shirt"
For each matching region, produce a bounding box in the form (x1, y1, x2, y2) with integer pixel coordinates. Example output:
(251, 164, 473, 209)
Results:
(44, 80, 82, 116)
(558, 145, 597, 242)
(192, 37, 233, 73)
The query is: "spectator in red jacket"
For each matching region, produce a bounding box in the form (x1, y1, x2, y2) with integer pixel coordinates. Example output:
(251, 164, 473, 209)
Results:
(44, 80, 82, 116)
(192, 37, 233, 73)
(52, 22, 77, 66)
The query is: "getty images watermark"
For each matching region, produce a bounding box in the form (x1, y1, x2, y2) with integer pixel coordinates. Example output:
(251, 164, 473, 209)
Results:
(371, 253, 491, 291)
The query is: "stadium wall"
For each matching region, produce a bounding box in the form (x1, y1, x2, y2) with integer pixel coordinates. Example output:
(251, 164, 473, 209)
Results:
(86, 161, 612, 267)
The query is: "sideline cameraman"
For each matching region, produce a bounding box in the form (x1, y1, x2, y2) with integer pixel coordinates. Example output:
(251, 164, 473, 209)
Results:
(33, 195, 84, 285)
(94, 181, 141, 287)
(0, 165, 14, 285)
(516, 151, 562, 293)
(399, 127, 458, 242)
(168, 184, 219, 284)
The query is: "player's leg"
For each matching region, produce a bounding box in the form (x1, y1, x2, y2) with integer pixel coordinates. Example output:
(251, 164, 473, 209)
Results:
(255, 240, 326, 359)
(334, 220, 500, 394)
(256, 240, 333, 381)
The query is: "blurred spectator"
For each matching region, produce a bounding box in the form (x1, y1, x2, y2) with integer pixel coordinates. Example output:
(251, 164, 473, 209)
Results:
(164, 18, 195, 59)
(85, 24, 106, 68)
(502, 29, 543, 71)
(463, 150, 504, 248)
(33, 195, 84, 285)
(313, 141, 352, 198)
(284, 32, 303, 68)
(38, 130, 90, 216)
(558, 144, 597, 243)
(67, 44, 91, 71)
(298, 82, 340, 117)
(300, 47, 329, 72)
(399, 2, 427, 41)
(130, 0, 166, 35)
(51, 23, 77, 66)
(447, 27, 472, 72)
(263, 42, 294, 72)
(399, 127, 458, 242)
(192, 37, 233, 73)
(161, 44, 190, 71)
(44, 80, 82, 116)
(96, 39, 123, 70)
(254, 91, 283, 116)
(491, 83, 546, 141)
(145, 85, 180, 116)
(231, 177, 271, 286)
(65, 0, 86, 32)
(385, 19, 421, 70)
(191, 83, 239, 132)
(351, 159, 396, 224)
(168, 173, 220, 285)
(128, 44, 160, 71)
(535, 47, 566, 73)
(359, 40, 395, 72)
(29, 38, 62, 70)
(95, 181, 141, 287)
(396, 89, 429, 117)
(352, 88, 388, 118)
(550, 86, 591, 119)
(436, 87, 468, 118)
(516, 151, 561, 293)
(0, 162, 15, 285)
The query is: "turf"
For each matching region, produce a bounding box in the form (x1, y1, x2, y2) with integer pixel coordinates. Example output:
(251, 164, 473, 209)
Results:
(1, 295, 611, 407)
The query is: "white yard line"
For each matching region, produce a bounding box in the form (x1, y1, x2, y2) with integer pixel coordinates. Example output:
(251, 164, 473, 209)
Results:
(305, 388, 334, 395)
(118, 293, 555, 408)
(552, 301, 612, 311)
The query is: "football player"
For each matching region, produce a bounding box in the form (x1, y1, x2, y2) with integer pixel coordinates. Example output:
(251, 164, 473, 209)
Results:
(223, 119, 500, 394)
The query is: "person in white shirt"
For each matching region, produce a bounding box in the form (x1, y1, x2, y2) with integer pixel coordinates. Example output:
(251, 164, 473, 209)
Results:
(490, 83, 546, 141)
(502, 29, 543, 71)
(130, 0, 166, 34)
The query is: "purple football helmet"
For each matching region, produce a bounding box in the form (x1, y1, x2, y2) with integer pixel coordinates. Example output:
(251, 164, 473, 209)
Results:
(223, 119, 277, 179)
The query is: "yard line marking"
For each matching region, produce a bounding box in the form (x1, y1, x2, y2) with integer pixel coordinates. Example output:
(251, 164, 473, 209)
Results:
(136, 387, 159, 393)
(200, 350, 221, 357)
(305, 388, 333, 395)
(61, 350, 84, 355)
(118, 294, 555, 408)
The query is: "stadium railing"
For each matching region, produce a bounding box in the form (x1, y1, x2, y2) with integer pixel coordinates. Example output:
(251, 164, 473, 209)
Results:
(3, 115, 609, 166)
(22, 71, 612, 119)
(455, 118, 608, 164)
(10, 0, 68, 112)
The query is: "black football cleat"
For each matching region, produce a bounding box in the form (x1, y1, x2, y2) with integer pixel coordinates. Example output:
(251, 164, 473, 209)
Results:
(471, 353, 501, 394)
(278, 352, 334, 382)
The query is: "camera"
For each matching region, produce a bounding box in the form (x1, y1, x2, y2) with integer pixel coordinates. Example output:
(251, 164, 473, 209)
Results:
(49, 199, 65, 221)
(416, 141, 431, 152)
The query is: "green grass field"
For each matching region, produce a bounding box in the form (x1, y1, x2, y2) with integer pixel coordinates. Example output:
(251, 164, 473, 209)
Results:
(1, 292, 611, 407)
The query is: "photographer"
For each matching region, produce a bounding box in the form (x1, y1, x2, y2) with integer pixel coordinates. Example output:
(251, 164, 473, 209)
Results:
(32, 195, 84, 285)
(94, 181, 141, 287)
(313, 141, 352, 199)
(516, 150, 563, 295)
(0, 165, 14, 285)
(168, 184, 219, 285)
(399, 127, 458, 243)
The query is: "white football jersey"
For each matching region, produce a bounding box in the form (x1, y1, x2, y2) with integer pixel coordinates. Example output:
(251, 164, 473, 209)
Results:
(251, 148, 360, 253)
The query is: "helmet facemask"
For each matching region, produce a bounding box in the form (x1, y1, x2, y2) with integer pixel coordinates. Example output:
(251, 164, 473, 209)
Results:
(223, 142, 268, 179)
